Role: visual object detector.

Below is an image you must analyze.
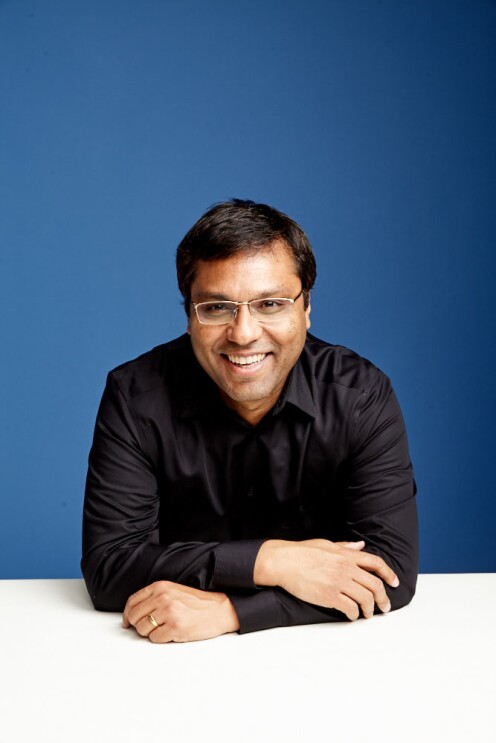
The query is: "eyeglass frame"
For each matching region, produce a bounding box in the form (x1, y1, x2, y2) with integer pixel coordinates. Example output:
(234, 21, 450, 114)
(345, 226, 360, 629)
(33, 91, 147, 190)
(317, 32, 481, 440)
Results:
(192, 288, 304, 325)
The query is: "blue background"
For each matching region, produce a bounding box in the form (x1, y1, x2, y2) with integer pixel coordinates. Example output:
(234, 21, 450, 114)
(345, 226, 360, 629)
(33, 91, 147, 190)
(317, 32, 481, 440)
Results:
(1, 0, 495, 578)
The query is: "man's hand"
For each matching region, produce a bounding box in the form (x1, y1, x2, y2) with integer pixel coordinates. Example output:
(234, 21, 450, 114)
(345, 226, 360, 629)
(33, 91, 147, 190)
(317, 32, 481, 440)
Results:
(254, 539, 399, 621)
(122, 581, 240, 643)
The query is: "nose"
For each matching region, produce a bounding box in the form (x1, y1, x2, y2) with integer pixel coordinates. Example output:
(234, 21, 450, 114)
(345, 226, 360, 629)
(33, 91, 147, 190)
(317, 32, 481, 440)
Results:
(226, 304, 263, 345)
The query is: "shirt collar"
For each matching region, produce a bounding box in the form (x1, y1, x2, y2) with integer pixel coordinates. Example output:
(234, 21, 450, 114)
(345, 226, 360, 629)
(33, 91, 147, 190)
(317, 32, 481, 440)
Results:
(272, 349, 316, 419)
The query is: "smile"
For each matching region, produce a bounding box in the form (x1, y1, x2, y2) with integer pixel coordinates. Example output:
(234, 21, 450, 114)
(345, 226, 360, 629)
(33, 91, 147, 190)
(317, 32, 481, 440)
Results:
(226, 353, 267, 367)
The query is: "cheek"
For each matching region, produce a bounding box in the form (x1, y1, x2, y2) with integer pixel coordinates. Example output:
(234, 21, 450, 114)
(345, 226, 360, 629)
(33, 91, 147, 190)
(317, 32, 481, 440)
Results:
(190, 327, 223, 360)
(284, 317, 309, 355)
(276, 324, 304, 355)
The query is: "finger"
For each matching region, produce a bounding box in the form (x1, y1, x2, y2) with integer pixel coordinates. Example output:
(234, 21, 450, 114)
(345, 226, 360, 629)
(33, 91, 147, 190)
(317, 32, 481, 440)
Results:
(335, 594, 360, 622)
(356, 552, 399, 588)
(309, 538, 365, 552)
(124, 584, 154, 611)
(149, 625, 176, 644)
(123, 589, 152, 625)
(342, 581, 376, 619)
(354, 569, 391, 613)
(135, 611, 164, 638)
(125, 597, 160, 629)
(337, 540, 365, 551)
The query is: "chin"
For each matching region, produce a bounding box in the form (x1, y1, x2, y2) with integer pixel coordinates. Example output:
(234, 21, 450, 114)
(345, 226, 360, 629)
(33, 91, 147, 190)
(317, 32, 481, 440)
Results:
(222, 383, 274, 404)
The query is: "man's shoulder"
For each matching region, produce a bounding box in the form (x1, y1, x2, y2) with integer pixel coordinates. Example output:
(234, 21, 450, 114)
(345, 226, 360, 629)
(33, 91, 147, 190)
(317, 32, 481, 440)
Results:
(304, 333, 389, 395)
(109, 334, 192, 401)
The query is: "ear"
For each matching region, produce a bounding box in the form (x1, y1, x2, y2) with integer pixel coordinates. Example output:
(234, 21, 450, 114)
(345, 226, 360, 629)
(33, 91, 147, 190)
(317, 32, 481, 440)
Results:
(186, 304, 192, 334)
(305, 296, 312, 330)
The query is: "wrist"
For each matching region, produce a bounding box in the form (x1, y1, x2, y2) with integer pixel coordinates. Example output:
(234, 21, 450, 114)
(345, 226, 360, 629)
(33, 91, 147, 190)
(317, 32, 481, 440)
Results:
(253, 539, 286, 587)
(222, 596, 240, 633)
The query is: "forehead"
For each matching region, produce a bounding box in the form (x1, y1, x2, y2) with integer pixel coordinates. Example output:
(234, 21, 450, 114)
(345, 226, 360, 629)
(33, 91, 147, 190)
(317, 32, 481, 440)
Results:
(191, 242, 300, 299)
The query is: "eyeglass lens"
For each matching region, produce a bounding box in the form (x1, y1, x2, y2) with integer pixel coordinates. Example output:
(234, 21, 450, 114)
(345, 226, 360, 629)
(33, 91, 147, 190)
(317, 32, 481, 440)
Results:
(196, 298, 294, 324)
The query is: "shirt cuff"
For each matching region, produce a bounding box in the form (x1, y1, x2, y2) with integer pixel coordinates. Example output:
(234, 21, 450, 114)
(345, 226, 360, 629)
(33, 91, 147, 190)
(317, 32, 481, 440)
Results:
(211, 539, 267, 590)
(229, 589, 282, 634)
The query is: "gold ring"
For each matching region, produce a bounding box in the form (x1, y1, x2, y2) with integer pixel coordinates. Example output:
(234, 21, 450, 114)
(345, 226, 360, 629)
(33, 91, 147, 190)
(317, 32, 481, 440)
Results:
(147, 613, 159, 628)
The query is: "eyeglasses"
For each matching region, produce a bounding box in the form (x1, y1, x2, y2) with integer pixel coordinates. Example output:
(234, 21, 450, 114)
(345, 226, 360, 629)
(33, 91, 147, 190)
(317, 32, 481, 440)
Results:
(192, 289, 303, 325)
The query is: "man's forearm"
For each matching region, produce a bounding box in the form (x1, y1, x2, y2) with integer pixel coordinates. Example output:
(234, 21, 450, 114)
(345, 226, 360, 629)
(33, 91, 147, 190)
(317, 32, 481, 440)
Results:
(253, 538, 398, 621)
(123, 581, 240, 642)
(81, 533, 267, 612)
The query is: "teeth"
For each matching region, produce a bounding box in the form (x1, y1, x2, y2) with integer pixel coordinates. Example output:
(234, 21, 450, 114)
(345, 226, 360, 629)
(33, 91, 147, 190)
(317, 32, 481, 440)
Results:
(227, 353, 267, 366)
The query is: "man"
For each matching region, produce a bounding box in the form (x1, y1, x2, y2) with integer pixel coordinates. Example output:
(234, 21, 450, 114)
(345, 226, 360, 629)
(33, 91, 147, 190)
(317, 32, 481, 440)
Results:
(82, 199, 418, 642)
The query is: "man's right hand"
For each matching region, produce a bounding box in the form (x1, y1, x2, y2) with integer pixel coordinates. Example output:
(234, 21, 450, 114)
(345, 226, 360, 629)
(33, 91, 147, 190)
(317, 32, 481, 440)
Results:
(253, 539, 399, 621)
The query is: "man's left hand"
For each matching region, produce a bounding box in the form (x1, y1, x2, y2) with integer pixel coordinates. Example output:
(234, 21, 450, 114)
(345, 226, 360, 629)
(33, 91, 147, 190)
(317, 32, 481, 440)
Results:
(122, 581, 240, 643)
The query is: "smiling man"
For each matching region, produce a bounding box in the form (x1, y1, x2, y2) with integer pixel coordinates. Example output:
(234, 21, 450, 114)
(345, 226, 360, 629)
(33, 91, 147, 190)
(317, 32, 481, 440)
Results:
(188, 243, 310, 426)
(82, 199, 418, 642)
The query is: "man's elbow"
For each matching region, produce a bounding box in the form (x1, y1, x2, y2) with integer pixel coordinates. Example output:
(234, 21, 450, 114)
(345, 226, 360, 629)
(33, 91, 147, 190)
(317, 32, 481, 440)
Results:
(389, 571, 417, 612)
(81, 558, 126, 613)
(87, 587, 124, 613)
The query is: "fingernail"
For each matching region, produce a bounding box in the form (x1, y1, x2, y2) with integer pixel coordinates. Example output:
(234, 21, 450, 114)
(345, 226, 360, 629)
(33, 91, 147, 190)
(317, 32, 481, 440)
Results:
(384, 602, 391, 613)
(392, 576, 399, 587)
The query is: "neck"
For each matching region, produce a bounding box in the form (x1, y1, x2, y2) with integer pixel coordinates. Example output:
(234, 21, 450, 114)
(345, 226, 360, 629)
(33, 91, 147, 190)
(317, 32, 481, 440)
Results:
(219, 389, 281, 426)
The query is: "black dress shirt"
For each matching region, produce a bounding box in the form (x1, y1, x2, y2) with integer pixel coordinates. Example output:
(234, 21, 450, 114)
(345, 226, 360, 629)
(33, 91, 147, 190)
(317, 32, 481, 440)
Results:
(82, 333, 418, 633)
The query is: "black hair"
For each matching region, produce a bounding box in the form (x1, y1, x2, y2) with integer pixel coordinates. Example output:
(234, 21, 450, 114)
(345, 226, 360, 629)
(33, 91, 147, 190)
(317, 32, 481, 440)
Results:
(176, 199, 316, 314)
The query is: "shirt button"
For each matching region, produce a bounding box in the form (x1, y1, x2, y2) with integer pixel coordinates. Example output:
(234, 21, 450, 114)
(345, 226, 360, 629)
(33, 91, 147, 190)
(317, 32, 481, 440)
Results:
(247, 486, 255, 498)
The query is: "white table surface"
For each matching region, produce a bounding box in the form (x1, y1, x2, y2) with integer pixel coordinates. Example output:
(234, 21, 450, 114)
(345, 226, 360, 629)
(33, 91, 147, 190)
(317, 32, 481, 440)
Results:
(1, 574, 495, 743)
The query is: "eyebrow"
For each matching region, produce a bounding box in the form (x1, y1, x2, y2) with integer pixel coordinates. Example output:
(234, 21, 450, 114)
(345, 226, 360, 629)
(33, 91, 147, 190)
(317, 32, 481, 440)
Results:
(193, 288, 290, 302)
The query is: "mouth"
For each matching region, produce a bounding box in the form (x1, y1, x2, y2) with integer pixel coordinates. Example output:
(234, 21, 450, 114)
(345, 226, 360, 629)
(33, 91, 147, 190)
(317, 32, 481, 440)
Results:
(221, 352, 271, 373)
(226, 353, 267, 366)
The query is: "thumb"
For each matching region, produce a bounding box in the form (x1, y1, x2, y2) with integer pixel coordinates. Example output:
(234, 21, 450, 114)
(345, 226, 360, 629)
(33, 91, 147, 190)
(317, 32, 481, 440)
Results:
(340, 540, 365, 550)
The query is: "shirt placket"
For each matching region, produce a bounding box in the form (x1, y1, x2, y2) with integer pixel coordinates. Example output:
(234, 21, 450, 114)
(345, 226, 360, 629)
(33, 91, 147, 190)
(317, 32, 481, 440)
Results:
(236, 432, 263, 538)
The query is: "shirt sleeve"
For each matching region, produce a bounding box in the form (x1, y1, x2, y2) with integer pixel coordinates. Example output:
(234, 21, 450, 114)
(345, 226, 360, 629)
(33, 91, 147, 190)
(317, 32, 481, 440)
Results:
(231, 371, 418, 634)
(341, 371, 418, 611)
(81, 373, 265, 611)
(229, 589, 346, 634)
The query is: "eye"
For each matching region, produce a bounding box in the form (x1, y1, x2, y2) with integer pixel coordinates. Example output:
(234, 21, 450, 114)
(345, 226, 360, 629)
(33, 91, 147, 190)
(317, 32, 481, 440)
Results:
(203, 302, 231, 314)
(255, 299, 285, 313)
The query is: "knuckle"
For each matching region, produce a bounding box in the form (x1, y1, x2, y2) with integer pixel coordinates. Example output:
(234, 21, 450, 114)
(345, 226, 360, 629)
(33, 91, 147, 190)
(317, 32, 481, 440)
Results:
(371, 555, 384, 570)
(149, 631, 166, 644)
(371, 576, 384, 595)
(335, 556, 350, 572)
(363, 600, 375, 618)
(168, 617, 181, 633)
(158, 588, 179, 607)
(156, 594, 171, 610)
(136, 623, 149, 637)
(166, 606, 181, 625)
(154, 580, 170, 592)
